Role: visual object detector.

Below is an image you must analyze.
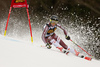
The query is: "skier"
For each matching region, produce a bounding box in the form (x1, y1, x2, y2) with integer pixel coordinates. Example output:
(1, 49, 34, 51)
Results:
(42, 15, 83, 57)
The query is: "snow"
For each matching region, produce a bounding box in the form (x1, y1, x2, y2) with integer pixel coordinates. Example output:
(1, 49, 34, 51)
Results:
(0, 35, 100, 67)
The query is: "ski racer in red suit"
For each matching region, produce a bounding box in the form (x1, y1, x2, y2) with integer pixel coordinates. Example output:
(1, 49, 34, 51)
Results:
(42, 15, 83, 57)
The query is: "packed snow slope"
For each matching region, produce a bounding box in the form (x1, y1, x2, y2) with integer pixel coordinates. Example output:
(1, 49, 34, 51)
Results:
(0, 35, 100, 67)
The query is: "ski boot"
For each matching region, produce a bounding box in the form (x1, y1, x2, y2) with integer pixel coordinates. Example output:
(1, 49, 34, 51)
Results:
(57, 47, 70, 55)
(77, 53, 84, 58)
(62, 48, 70, 55)
(56, 47, 63, 52)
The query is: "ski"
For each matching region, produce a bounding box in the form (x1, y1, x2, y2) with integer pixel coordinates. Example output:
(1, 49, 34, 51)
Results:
(41, 45, 92, 61)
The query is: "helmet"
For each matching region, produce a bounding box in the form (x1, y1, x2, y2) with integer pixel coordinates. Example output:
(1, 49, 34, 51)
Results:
(50, 15, 58, 21)
(50, 15, 58, 24)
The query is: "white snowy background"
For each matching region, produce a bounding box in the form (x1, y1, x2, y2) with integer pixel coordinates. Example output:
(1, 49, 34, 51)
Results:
(0, 34, 100, 67)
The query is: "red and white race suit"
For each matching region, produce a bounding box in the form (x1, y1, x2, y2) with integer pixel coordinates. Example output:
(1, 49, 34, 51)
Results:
(42, 23, 86, 57)
(42, 23, 68, 49)
(42, 23, 81, 56)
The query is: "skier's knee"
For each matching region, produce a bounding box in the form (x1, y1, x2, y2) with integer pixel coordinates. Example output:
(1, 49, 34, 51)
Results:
(50, 39, 60, 47)
(57, 37, 60, 43)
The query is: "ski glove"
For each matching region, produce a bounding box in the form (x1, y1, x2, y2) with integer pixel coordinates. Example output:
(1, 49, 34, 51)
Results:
(46, 43, 52, 49)
(66, 35, 70, 40)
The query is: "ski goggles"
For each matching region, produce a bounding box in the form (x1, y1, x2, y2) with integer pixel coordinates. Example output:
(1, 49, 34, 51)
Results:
(50, 19, 58, 24)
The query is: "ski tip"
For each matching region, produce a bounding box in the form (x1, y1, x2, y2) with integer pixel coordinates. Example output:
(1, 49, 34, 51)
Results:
(84, 57, 92, 61)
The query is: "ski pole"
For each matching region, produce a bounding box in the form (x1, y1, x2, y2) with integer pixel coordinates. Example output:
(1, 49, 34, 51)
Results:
(70, 39, 93, 58)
